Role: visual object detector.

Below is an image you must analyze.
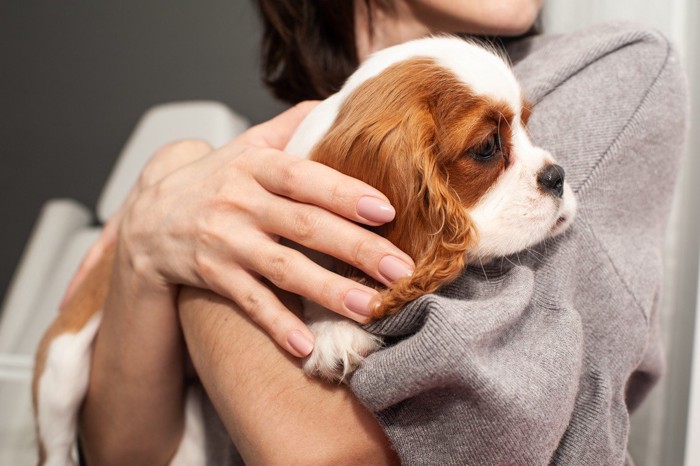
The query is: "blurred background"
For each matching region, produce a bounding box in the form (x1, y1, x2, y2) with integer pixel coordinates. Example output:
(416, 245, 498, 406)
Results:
(0, 1, 698, 465)
(0, 1, 285, 304)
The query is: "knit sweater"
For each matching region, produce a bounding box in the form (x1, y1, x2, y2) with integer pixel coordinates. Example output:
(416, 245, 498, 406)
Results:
(347, 22, 688, 465)
(188, 22, 687, 466)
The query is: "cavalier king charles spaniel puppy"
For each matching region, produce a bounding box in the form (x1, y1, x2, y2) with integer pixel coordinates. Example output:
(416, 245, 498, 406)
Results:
(31, 36, 576, 465)
(283, 36, 577, 382)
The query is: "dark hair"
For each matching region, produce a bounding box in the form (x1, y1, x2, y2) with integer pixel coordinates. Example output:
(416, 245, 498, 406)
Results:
(255, 1, 541, 104)
(255, 0, 360, 104)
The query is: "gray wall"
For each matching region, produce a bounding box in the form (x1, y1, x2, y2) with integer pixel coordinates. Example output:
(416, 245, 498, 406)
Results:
(0, 1, 286, 303)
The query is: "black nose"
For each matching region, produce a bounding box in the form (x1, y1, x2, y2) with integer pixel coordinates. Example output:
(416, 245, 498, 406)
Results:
(537, 164, 565, 198)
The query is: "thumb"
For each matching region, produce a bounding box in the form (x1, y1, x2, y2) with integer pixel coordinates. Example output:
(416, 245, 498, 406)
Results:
(237, 101, 321, 150)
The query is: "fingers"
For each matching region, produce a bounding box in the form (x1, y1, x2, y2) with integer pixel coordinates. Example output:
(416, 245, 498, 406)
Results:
(204, 269, 316, 358)
(240, 241, 383, 323)
(249, 151, 396, 227)
(258, 197, 413, 287)
(188, 212, 386, 325)
(235, 102, 394, 226)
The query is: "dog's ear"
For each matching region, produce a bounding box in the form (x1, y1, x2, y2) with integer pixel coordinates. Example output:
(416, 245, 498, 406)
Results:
(310, 88, 476, 319)
(370, 139, 477, 318)
(310, 58, 479, 318)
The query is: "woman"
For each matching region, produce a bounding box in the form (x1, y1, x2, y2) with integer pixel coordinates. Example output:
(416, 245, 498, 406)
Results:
(70, 1, 687, 464)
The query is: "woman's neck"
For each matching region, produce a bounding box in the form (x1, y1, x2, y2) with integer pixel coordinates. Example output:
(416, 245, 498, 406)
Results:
(354, 0, 431, 62)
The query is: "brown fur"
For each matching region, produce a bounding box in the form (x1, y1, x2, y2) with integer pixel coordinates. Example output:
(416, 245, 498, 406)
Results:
(310, 58, 514, 319)
(32, 246, 114, 465)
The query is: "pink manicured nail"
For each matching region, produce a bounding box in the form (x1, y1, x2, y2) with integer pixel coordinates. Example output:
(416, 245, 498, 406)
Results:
(357, 197, 395, 223)
(287, 331, 314, 357)
(344, 289, 377, 316)
(378, 255, 414, 283)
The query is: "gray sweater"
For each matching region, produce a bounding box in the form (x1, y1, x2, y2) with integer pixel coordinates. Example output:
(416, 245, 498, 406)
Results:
(199, 23, 687, 466)
(348, 23, 688, 465)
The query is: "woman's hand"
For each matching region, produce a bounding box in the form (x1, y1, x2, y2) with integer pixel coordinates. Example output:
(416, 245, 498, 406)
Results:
(59, 136, 214, 310)
(70, 102, 414, 357)
(120, 101, 414, 356)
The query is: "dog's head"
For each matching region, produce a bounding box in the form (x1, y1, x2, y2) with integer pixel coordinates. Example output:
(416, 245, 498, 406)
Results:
(287, 37, 576, 318)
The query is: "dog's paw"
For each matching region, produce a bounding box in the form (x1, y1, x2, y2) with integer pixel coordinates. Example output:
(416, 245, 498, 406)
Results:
(303, 319, 382, 383)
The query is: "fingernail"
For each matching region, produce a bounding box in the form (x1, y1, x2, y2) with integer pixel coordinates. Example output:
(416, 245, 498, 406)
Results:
(344, 289, 377, 316)
(357, 197, 395, 223)
(287, 331, 314, 357)
(378, 255, 414, 283)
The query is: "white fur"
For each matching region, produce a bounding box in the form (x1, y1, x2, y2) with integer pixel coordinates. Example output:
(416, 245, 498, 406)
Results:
(169, 386, 207, 466)
(285, 36, 577, 382)
(470, 145, 577, 260)
(37, 311, 206, 466)
(38, 312, 102, 466)
(302, 300, 382, 382)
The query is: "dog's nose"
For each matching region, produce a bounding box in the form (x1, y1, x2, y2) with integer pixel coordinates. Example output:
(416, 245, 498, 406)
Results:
(537, 164, 565, 198)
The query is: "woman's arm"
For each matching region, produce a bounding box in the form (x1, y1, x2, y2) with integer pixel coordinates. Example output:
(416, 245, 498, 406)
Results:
(74, 103, 411, 464)
(78, 139, 217, 465)
(79, 247, 186, 466)
(179, 286, 399, 466)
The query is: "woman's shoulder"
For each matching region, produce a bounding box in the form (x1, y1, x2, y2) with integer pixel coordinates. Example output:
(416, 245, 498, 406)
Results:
(507, 22, 687, 195)
(508, 22, 679, 103)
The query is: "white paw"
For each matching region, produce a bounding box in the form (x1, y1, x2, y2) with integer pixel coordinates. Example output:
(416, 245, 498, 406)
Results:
(303, 318, 382, 383)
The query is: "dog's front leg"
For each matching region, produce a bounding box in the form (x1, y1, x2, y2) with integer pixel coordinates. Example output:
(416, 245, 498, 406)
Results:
(302, 301, 382, 383)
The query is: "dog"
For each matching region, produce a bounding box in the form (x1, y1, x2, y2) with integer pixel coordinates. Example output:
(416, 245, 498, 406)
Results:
(32, 36, 576, 464)
(284, 36, 576, 382)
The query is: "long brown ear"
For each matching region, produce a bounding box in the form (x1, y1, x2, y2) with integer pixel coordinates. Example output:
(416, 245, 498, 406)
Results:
(315, 125, 476, 319)
(309, 58, 479, 319)
(372, 147, 477, 318)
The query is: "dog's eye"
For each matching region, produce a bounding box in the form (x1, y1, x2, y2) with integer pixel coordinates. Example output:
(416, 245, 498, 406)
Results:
(468, 133, 501, 162)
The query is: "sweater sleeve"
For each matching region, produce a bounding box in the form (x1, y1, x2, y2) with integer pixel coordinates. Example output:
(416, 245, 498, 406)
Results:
(350, 23, 687, 466)
(351, 267, 585, 465)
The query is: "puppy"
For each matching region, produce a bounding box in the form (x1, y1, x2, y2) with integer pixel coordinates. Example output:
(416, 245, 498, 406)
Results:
(32, 36, 576, 464)
(283, 36, 577, 382)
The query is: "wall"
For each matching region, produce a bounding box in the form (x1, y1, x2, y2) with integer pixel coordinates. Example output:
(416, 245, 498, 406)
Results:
(0, 1, 285, 304)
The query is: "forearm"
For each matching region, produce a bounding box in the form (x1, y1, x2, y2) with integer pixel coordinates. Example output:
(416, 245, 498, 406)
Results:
(178, 286, 399, 466)
(79, 249, 185, 466)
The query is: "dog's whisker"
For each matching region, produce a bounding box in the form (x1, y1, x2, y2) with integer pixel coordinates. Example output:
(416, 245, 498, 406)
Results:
(503, 255, 517, 268)
(525, 247, 546, 263)
(498, 111, 513, 133)
(521, 117, 534, 139)
(478, 257, 491, 283)
(527, 245, 546, 258)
